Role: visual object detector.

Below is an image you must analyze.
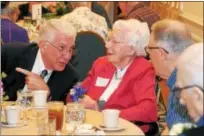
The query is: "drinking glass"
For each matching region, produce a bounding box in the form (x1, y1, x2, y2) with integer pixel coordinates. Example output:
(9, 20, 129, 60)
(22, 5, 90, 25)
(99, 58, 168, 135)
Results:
(66, 103, 86, 125)
(16, 91, 33, 120)
(36, 107, 49, 135)
(17, 91, 33, 109)
(48, 115, 56, 135)
(48, 101, 64, 131)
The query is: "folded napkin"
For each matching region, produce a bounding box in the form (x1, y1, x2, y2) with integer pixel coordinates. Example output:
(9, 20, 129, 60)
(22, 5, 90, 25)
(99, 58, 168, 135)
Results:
(67, 124, 105, 135)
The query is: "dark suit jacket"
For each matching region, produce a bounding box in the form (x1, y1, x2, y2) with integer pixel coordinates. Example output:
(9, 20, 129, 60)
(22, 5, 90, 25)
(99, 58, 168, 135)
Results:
(179, 126, 204, 136)
(1, 42, 78, 102)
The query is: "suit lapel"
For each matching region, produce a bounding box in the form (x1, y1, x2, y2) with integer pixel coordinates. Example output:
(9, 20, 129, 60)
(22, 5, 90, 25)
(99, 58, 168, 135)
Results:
(13, 46, 38, 89)
(4, 46, 38, 100)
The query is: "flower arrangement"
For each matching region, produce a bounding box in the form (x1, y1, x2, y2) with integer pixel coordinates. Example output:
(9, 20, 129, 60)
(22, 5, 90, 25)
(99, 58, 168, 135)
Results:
(42, 2, 70, 19)
(169, 123, 197, 135)
(70, 85, 87, 102)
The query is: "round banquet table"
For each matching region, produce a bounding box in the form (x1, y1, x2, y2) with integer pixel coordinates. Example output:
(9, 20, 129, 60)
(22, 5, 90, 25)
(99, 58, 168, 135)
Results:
(1, 102, 144, 135)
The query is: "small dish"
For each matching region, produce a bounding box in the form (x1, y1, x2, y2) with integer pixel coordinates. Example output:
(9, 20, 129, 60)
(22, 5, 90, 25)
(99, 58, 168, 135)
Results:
(99, 124, 125, 131)
(1, 120, 27, 128)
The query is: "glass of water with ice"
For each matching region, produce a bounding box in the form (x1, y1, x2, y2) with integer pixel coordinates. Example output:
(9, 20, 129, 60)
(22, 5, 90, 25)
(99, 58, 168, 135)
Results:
(66, 103, 86, 125)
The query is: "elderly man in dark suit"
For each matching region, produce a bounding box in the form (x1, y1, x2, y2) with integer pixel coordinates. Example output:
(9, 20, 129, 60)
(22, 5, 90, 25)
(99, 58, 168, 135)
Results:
(1, 2, 29, 43)
(1, 19, 78, 102)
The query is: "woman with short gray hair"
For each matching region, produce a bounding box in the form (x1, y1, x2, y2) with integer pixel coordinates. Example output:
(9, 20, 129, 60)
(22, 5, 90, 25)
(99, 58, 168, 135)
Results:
(67, 19, 158, 134)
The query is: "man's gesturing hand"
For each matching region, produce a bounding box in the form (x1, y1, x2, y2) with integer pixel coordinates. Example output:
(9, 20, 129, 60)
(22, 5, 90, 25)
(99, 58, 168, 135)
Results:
(16, 67, 50, 92)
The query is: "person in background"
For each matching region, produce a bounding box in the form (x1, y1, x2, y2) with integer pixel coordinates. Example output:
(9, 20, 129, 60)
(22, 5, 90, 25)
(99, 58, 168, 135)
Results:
(1, 19, 78, 102)
(175, 42, 203, 136)
(67, 19, 158, 135)
(69, 2, 112, 29)
(1, 1, 29, 43)
(145, 19, 194, 130)
(60, 6, 108, 41)
(118, 2, 160, 31)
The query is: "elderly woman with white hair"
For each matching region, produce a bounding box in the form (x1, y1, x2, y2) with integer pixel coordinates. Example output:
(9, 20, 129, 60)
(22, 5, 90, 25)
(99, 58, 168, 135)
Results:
(170, 43, 203, 136)
(67, 19, 158, 134)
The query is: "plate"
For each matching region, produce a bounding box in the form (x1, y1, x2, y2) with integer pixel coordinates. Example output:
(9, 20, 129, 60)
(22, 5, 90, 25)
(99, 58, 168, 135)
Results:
(99, 125, 125, 131)
(1, 120, 27, 128)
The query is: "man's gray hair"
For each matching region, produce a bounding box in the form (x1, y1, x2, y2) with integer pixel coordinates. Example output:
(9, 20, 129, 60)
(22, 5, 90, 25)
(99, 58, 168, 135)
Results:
(1, 2, 19, 15)
(39, 19, 77, 42)
(112, 19, 150, 56)
(177, 42, 203, 89)
(151, 19, 193, 55)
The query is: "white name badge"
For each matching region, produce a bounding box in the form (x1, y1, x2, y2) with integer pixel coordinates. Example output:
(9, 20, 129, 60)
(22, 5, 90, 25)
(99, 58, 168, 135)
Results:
(95, 77, 109, 87)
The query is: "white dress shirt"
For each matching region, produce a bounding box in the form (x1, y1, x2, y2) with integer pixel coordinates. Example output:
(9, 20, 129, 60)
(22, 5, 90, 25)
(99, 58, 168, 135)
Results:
(22, 50, 52, 92)
(99, 62, 132, 101)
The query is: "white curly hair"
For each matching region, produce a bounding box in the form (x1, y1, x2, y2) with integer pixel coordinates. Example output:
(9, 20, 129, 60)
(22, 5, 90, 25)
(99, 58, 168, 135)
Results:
(112, 19, 150, 56)
(39, 19, 77, 42)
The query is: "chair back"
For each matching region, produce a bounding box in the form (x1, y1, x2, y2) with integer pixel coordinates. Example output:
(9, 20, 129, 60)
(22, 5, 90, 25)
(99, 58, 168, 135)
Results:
(70, 31, 106, 81)
(150, 2, 181, 19)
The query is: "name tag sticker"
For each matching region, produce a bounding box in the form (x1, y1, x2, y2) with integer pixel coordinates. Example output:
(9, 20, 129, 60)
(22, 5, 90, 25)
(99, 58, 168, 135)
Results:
(95, 77, 109, 87)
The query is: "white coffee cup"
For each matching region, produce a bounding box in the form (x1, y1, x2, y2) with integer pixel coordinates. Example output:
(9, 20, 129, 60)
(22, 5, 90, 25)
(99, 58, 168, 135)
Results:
(5, 105, 21, 125)
(102, 109, 120, 128)
(33, 90, 48, 107)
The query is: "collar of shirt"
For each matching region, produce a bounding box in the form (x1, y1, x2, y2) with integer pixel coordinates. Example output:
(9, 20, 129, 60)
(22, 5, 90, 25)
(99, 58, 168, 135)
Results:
(31, 50, 52, 75)
(114, 60, 133, 79)
(196, 116, 204, 127)
(166, 68, 177, 90)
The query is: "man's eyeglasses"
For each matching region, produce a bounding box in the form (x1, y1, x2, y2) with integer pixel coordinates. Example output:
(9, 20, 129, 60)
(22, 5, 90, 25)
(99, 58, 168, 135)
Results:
(45, 41, 76, 55)
(172, 84, 203, 99)
(144, 46, 169, 55)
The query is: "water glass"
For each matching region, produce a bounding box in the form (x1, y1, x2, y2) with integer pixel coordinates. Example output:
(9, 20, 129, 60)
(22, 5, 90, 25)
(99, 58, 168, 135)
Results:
(66, 103, 86, 125)
(16, 91, 33, 109)
(36, 108, 49, 135)
(16, 91, 33, 120)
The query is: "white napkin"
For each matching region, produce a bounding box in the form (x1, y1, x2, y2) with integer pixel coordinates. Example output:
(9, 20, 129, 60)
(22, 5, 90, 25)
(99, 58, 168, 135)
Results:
(67, 124, 105, 135)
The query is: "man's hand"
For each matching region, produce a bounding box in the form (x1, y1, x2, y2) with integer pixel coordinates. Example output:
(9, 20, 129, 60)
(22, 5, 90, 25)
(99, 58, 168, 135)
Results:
(16, 67, 50, 92)
(79, 95, 99, 111)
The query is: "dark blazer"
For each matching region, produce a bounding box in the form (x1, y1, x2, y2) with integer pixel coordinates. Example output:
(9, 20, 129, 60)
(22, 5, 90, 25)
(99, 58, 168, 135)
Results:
(179, 126, 204, 136)
(1, 42, 78, 102)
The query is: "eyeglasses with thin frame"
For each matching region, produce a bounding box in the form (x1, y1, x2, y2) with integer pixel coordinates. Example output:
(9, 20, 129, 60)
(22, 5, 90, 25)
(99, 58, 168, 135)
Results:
(144, 46, 169, 55)
(45, 41, 76, 55)
(172, 84, 203, 99)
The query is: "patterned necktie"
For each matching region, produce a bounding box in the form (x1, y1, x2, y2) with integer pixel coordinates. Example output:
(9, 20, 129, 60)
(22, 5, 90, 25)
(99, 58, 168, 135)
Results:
(40, 69, 48, 79)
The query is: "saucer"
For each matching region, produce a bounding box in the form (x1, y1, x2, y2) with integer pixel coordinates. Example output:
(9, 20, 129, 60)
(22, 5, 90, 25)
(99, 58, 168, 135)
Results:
(1, 120, 27, 128)
(99, 125, 125, 131)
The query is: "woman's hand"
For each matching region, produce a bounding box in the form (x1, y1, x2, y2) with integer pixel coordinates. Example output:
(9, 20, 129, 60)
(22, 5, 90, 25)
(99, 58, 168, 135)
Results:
(79, 95, 99, 111)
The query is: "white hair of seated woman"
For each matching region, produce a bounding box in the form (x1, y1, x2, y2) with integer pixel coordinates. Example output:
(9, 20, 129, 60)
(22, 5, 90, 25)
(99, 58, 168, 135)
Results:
(112, 19, 150, 56)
